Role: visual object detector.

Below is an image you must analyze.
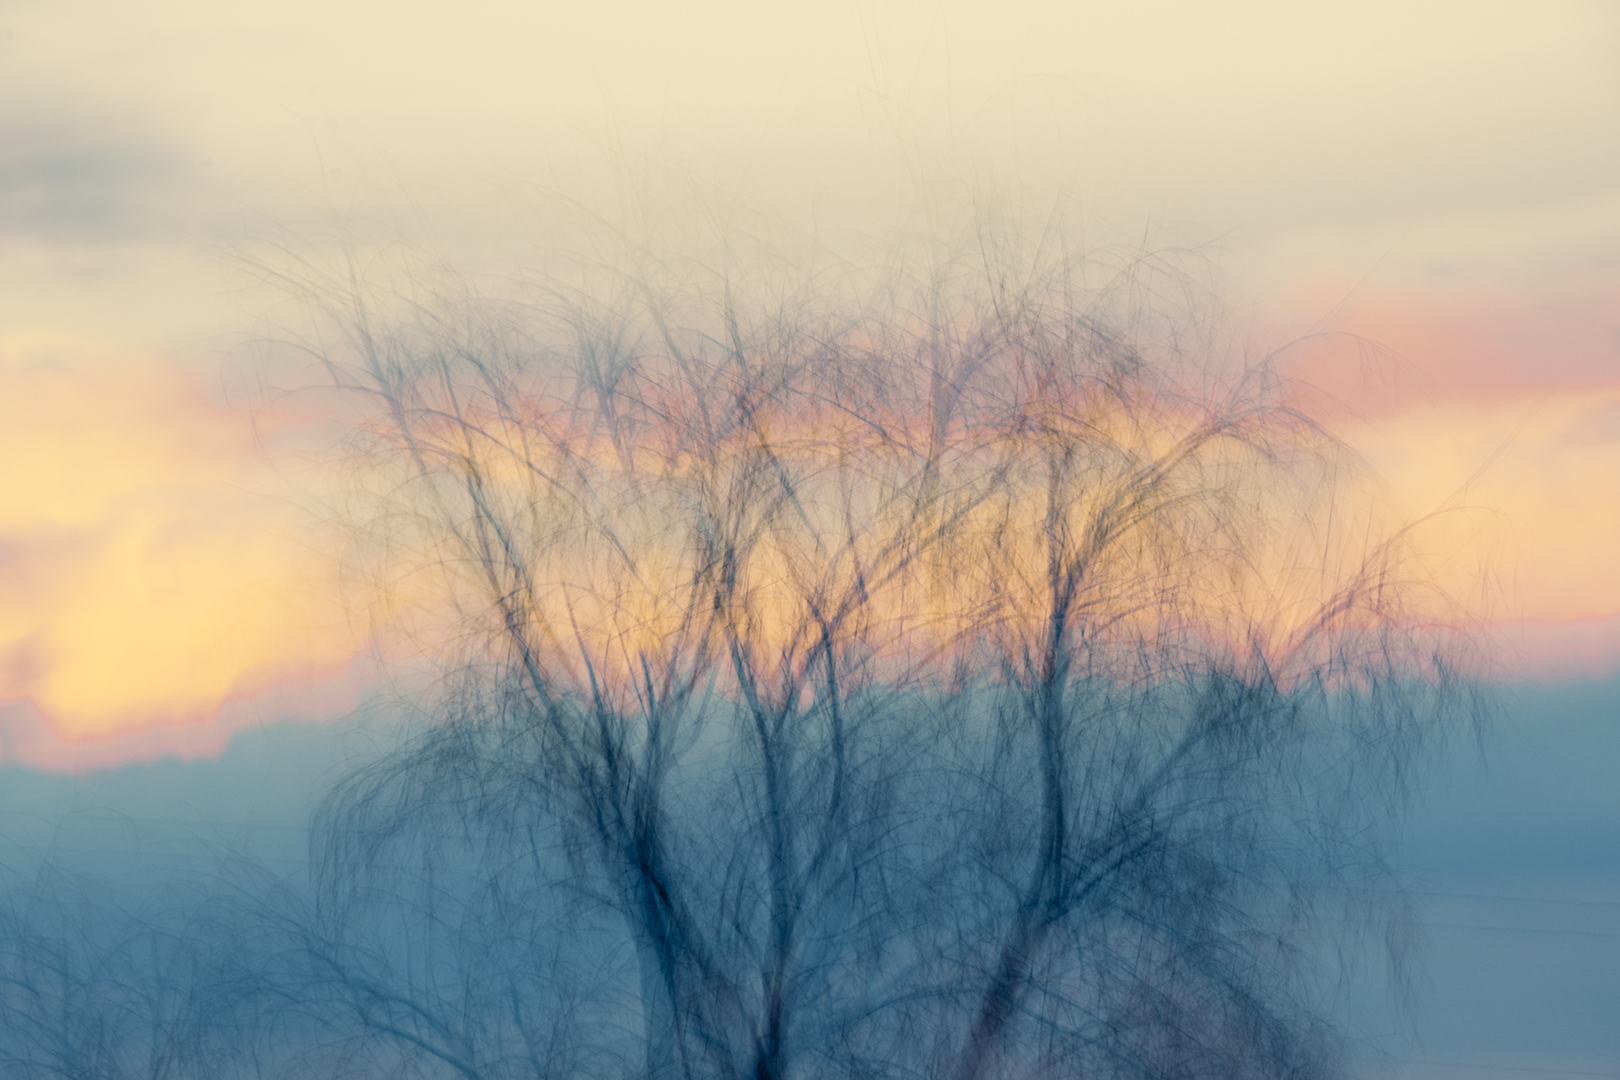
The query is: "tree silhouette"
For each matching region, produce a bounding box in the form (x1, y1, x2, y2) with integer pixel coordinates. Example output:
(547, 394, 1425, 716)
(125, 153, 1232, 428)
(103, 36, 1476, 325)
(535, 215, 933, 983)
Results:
(272, 217, 1479, 1080)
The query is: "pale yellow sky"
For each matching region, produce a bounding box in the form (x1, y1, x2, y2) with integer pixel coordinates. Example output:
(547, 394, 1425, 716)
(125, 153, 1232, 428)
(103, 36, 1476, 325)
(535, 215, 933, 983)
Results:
(2, 0, 1617, 761)
(3, 0, 1616, 335)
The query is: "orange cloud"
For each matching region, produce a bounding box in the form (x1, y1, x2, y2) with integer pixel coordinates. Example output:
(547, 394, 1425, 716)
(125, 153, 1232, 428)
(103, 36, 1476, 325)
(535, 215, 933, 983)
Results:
(7, 270, 1616, 773)
(0, 332, 365, 767)
(1271, 279, 1620, 652)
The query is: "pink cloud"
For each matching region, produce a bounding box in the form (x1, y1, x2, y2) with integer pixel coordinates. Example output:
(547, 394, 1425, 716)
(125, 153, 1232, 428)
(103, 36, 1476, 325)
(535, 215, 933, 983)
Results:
(1274, 276, 1620, 422)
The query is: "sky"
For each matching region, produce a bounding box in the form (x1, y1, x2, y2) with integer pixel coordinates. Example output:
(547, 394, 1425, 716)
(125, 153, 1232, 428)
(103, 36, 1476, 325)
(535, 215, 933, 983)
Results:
(0, 5, 1617, 1072)
(2, 0, 1619, 762)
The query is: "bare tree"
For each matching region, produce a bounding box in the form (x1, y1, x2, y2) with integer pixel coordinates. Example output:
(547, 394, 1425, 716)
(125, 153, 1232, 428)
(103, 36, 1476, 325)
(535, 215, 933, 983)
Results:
(0, 830, 427, 1079)
(273, 218, 1479, 1080)
(0, 856, 270, 1080)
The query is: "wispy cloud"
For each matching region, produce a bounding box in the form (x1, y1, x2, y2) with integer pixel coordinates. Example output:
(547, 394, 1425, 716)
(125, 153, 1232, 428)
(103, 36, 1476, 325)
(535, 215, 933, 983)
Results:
(0, 108, 204, 243)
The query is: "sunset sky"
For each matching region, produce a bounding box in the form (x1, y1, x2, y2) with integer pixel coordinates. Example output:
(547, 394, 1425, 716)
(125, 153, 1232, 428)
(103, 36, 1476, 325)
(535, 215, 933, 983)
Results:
(2, 4, 1618, 1076)
(2, 0, 1617, 755)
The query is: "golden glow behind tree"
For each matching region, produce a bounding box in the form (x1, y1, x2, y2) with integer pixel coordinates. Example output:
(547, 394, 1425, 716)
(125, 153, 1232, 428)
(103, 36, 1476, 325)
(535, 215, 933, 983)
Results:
(278, 218, 1481, 1080)
(319, 240, 1453, 701)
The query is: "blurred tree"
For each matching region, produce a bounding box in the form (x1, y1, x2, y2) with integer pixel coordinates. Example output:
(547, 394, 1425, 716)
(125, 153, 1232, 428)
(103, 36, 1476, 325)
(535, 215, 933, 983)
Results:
(280, 218, 1480, 1080)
